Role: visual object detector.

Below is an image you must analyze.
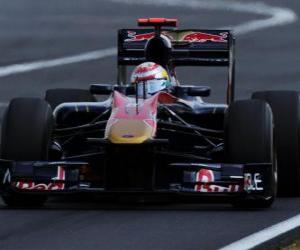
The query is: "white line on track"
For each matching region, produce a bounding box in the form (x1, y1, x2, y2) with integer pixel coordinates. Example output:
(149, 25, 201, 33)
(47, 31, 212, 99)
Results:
(0, 47, 117, 78)
(0, 0, 296, 79)
(219, 214, 300, 250)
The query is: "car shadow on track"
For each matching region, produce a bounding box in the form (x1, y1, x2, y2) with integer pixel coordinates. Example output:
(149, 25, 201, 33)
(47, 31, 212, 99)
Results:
(0, 195, 270, 212)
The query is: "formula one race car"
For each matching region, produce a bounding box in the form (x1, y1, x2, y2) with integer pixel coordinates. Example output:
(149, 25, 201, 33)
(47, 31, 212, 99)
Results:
(1, 18, 300, 208)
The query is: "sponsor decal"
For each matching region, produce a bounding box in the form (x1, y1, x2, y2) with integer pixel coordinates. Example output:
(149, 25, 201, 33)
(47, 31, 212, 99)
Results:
(182, 32, 227, 43)
(124, 30, 227, 43)
(194, 169, 241, 192)
(195, 169, 214, 192)
(13, 166, 66, 191)
(194, 184, 241, 193)
(125, 31, 173, 42)
(125, 31, 155, 42)
(244, 173, 263, 191)
(14, 181, 64, 191)
(196, 169, 215, 182)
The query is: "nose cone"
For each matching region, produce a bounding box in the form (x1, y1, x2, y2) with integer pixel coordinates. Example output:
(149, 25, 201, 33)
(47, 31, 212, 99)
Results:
(107, 119, 154, 144)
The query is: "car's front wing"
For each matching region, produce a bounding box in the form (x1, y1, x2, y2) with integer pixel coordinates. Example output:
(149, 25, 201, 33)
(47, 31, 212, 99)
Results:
(0, 160, 273, 201)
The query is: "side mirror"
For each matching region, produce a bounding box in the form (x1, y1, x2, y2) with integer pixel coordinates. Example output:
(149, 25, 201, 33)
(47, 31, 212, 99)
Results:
(188, 86, 211, 97)
(90, 84, 113, 95)
(90, 84, 135, 95)
(172, 86, 211, 98)
(115, 85, 135, 95)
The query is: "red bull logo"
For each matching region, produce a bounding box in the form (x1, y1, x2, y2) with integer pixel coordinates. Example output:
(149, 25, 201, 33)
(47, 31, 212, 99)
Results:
(125, 31, 174, 42)
(182, 32, 227, 43)
(125, 31, 155, 42)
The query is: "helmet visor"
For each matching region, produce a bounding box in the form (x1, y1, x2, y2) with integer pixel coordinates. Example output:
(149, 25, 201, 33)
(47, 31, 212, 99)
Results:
(136, 79, 170, 97)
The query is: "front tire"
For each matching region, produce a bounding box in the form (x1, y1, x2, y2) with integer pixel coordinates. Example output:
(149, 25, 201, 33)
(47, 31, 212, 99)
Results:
(225, 100, 276, 208)
(1, 98, 54, 207)
(252, 91, 300, 196)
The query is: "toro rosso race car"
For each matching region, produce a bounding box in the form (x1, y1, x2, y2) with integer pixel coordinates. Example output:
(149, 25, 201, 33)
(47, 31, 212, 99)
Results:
(1, 18, 300, 208)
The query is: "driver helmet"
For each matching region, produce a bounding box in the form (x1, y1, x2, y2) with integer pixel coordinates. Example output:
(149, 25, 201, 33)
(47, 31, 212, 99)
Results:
(130, 62, 172, 97)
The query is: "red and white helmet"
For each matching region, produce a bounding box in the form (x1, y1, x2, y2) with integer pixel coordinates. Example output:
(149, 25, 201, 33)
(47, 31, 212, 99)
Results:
(130, 62, 171, 97)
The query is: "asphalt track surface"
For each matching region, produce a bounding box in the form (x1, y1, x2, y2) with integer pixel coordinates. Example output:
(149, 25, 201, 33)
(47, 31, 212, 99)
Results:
(0, 0, 300, 249)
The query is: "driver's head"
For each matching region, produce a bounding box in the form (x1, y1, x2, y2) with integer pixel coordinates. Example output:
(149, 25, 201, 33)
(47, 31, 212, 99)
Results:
(130, 62, 171, 97)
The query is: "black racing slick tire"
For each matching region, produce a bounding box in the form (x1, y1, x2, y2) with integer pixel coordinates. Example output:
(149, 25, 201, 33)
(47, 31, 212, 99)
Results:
(45, 88, 96, 109)
(0, 98, 54, 207)
(252, 91, 300, 196)
(225, 100, 276, 209)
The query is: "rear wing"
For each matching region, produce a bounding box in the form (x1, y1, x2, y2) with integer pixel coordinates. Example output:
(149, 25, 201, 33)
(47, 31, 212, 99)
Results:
(117, 29, 235, 103)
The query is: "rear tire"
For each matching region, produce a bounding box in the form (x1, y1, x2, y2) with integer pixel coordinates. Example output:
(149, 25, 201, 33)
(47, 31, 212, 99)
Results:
(225, 100, 276, 208)
(45, 88, 96, 109)
(1, 98, 54, 207)
(252, 91, 300, 196)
